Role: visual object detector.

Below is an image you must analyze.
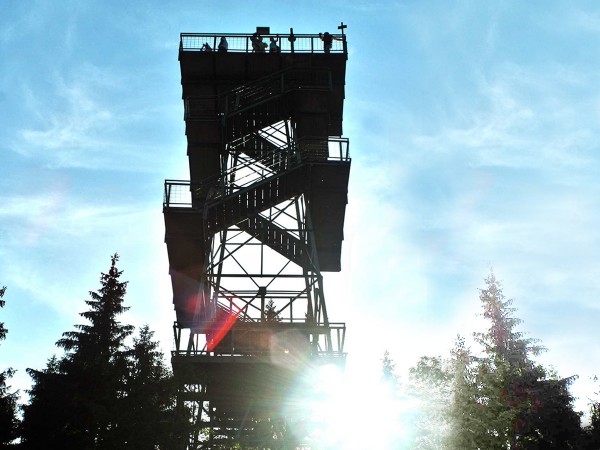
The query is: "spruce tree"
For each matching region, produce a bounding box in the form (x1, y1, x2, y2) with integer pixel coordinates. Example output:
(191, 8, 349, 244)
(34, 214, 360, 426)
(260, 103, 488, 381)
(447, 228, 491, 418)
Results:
(22, 356, 76, 448)
(120, 325, 179, 449)
(0, 285, 19, 448)
(448, 272, 582, 449)
(58, 253, 133, 449)
(408, 354, 453, 449)
(582, 377, 600, 449)
(22, 254, 134, 449)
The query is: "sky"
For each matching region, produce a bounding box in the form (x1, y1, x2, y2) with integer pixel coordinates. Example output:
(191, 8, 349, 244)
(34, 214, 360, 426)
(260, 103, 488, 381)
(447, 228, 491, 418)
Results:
(1, 0, 600, 421)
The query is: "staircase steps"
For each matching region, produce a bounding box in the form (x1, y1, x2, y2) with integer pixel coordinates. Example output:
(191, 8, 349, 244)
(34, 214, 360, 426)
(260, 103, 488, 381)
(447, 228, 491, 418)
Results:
(222, 67, 331, 140)
(204, 164, 305, 234)
(225, 99, 289, 141)
(237, 215, 308, 269)
(230, 133, 290, 173)
(223, 67, 331, 118)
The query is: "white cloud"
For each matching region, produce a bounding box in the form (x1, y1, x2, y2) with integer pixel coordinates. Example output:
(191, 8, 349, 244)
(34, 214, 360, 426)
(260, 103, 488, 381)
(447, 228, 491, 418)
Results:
(11, 61, 182, 173)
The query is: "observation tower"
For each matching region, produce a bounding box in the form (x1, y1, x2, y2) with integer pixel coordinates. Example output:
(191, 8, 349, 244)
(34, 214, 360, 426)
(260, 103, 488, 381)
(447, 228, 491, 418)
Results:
(163, 26, 351, 449)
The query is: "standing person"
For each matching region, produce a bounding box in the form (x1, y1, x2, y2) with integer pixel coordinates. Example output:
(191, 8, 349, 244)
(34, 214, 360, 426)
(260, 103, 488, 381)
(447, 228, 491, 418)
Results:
(319, 31, 340, 53)
(251, 32, 261, 52)
(218, 37, 228, 53)
(269, 37, 280, 53)
(257, 35, 267, 52)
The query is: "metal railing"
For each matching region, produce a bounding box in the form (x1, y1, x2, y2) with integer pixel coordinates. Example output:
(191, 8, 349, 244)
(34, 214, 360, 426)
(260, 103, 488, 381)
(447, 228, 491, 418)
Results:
(223, 67, 332, 116)
(180, 32, 346, 54)
(183, 68, 332, 121)
(163, 137, 350, 209)
(171, 321, 346, 358)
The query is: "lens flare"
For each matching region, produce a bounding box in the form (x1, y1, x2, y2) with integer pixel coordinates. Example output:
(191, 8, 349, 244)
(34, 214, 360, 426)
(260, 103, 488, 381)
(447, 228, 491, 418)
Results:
(284, 363, 416, 449)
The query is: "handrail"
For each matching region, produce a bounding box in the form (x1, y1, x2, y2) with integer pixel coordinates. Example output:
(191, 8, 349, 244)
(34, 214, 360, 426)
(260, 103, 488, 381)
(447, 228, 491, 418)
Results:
(222, 67, 332, 117)
(171, 350, 348, 358)
(180, 32, 347, 55)
(171, 321, 346, 358)
(183, 67, 332, 121)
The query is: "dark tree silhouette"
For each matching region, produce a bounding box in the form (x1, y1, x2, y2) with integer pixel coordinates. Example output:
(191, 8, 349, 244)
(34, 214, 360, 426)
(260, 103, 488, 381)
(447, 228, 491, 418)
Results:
(0, 285, 20, 448)
(22, 255, 184, 449)
(582, 377, 600, 449)
(22, 254, 134, 449)
(22, 356, 77, 449)
(120, 325, 181, 449)
(0, 285, 7, 342)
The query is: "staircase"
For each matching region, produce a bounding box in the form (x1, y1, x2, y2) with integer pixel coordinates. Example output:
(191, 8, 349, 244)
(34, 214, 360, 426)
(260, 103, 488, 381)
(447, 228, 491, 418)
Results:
(237, 214, 308, 269)
(200, 67, 340, 267)
(204, 163, 306, 233)
(221, 67, 331, 141)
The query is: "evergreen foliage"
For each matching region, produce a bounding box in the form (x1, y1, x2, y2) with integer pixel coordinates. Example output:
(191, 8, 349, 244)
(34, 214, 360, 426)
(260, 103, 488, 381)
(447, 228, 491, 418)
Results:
(120, 325, 180, 449)
(582, 377, 600, 449)
(382, 350, 400, 388)
(21, 254, 182, 449)
(0, 285, 19, 448)
(22, 356, 76, 448)
(0, 286, 7, 342)
(403, 272, 584, 449)
(264, 299, 281, 323)
(449, 272, 582, 449)
(408, 354, 452, 449)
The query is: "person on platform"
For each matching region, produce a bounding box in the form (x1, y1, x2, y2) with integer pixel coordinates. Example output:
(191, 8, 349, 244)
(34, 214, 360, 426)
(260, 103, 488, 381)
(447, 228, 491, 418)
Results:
(251, 32, 262, 52)
(318, 31, 341, 53)
(218, 37, 228, 53)
(269, 37, 280, 53)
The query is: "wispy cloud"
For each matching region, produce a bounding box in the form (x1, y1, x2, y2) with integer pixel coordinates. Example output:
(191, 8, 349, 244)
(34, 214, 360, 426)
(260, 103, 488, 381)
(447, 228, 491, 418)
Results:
(0, 189, 161, 312)
(11, 61, 181, 172)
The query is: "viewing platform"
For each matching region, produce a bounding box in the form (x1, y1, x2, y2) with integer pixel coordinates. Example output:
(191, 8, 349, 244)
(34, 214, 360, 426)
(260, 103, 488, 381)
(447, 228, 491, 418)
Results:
(180, 31, 347, 55)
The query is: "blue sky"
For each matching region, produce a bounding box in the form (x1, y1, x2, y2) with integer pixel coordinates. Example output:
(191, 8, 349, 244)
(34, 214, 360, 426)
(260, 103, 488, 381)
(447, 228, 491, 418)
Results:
(1, 0, 600, 417)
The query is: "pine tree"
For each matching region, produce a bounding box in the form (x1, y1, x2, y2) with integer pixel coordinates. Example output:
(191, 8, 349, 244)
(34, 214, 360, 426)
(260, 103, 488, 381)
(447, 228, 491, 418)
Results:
(582, 376, 600, 449)
(382, 350, 400, 388)
(22, 356, 77, 449)
(448, 272, 582, 449)
(120, 325, 180, 449)
(409, 354, 453, 449)
(58, 253, 133, 449)
(0, 285, 7, 342)
(0, 285, 19, 448)
(22, 254, 134, 449)
(447, 335, 480, 450)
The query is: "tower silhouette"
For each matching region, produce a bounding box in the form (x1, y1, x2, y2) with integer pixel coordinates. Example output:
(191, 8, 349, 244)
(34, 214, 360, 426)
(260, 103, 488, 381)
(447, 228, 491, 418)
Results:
(163, 28, 351, 449)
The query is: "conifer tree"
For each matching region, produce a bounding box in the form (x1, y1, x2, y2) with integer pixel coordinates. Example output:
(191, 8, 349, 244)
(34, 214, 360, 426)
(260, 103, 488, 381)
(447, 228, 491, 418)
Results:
(582, 377, 600, 449)
(0, 285, 19, 447)
(408, 354, 453, 449)
(58, 253, 133, 449)
(120, 325, 179, 449)
(22, 255, 185, 449)
(382, 350, 400, 388)
(22, 356, 75, 448)
(448, 272, 582, 449)
(22, 254, 134, 449)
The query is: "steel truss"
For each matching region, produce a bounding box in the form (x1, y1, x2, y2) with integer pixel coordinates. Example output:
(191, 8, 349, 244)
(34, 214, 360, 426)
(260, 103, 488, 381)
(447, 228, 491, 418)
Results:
(172, 120, 346, 449)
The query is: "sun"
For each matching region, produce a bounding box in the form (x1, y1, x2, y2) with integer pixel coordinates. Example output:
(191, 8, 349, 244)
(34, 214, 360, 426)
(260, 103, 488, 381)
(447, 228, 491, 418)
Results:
(286, 362, 416, 449)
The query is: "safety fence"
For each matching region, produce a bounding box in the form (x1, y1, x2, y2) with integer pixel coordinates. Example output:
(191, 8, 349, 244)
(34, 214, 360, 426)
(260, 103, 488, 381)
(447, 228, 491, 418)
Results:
(180, 32, 346, 54)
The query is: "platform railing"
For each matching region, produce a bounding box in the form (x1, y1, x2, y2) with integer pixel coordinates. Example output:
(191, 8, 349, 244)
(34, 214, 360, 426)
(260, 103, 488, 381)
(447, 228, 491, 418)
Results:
(171, 321, 347, 358)
(180, 32, 346, 54)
